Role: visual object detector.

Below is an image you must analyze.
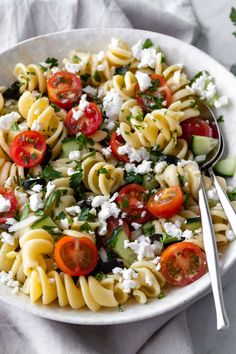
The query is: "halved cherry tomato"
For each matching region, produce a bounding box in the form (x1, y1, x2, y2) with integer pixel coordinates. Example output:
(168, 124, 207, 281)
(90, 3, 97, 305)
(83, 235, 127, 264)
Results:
(0, 187, 18, 224)
(54, 236, 98, 276)
(66, 102, 102, 136)
(147, 186, 183, 218)
(181, 117, 213, 144)
(10, 131, 46, 168)
(105, 216, 131, 240)
(110, 132, 129, 163)
(47, 71, 82, 110)
(160, 242, 207, 286)
(135, 74, 172, 112)
(116, 184, 150, 224)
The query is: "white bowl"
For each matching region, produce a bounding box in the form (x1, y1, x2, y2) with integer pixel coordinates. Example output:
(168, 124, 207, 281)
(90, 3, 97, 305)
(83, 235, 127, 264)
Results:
(0, 28, 236, 325)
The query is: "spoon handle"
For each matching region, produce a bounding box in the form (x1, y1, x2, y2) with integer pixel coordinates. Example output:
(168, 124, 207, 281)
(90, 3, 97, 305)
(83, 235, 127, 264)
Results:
(199, 175, 230, 330)
(209, 167, 236, 236)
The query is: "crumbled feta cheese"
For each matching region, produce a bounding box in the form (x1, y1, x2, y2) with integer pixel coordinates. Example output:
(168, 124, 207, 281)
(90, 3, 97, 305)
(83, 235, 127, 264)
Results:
(65, 62, 83, 74)
(104, 119, 116, 130)
(31, 184, 43, 193)
(0, 195, 11, 212)
(131, 40, 143, 60)
(118, 144, 150, 163)
(5, 218, 17, 226)
(121, 212, 127, 219)
(154, 194, 160, 202)
(124, 235, 161, 261)
(0, 271, 20, 294)
(97, 50, 105, 61)
(103, 89, 123, 122)
(97, 64, 105, 71)
(119, 219, 124, 226)
(111, 38, 120, 46)
(164, 221, 182, 239)
(0, 232, 16, 245)
(31, 119, 42, 131)
(124, 160, 152, 174)
(116, 127, 121, 135)
(0, 111, 21, 130)
(135, 71, 152, 92)
(72, 108, 84, 121)
(98, 201, 120, 224)
(226, 229, 236, 242)
(92, 195, 109, 208)
(154, 161, 168, 174)
(98, 247, 108, 262)
(182, 229, 193, 240)
(69, 150, 81, 160)
(207, 187, 219, 201)
(45, 181, 55, 198)
(83, 85, 97, 96)
(139, 48, 157, 69)
(214, 95, 228, 109)
(51, 66, 60, 74)
(177, 159, 198, 168)
(15, 191, 28, 207)
(131, 222, 142, 230)
(60, 218, 70, 229)
(29, 193, 44, 212)
(141, 211, 146, 218)
(18, 122, 28, 131)
(112, 267, 138, 293)
(67, 168, 75, 176)
(65, 205, 81, 216)
(79, 94, 89, 111)
(194, 155, 206, 163)
(101, 146, 112, 159)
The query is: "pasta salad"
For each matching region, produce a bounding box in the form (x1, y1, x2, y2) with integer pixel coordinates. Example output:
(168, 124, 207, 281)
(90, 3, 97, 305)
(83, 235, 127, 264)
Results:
(0, 37, 234, 312)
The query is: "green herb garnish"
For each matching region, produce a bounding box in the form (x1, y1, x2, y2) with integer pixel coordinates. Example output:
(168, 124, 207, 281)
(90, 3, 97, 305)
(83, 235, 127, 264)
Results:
(93, 70, 101, 82)
(95, 272, 107, 281)
(142, 38, 153, 49)
(217, 115, 224, 123)
(80, 222, 91, 232)
(79, 208, 96, 222)
(42, 166, 62, 181)
(44, 189, 67, 209)
(21, 204, 30, 220)
(50, 102, 61, 112)
(45, 57, 58, 68)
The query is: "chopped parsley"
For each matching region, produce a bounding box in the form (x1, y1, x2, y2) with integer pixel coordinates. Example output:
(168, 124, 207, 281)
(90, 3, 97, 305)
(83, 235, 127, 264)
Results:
(56, 211, 66, 220)
(99, 167, 108, 174)
(11, 122, 19, 131)
(142, 221, 154, 236)
(115, 65, 130, 75)
(95, 272, 107, 281)
(178, 174, 185, 187)
(69, 162, 83, 191)
(79, 208, 96, 222)
(72, 55, 81, 63)
(80, 73, 90, 82)
(217, 115, 224, 123)
(76, 133, 95, 150)
(157, 291, 165, 299)
(230, 7, 236, 36)
(79, 222, 91, 232)
(122, 198, 129, 208)
(125, 171, 143, 185)
(227, 187, 236, 201)
(160, 232, 179, 245)
(142, 38, 153, 49)
(42, 166, 62, 180)
(93, 70, 101, 82)
(45, 57, 58, 68)
(44, 189, 67, 209)
(50, 102, 61, 112)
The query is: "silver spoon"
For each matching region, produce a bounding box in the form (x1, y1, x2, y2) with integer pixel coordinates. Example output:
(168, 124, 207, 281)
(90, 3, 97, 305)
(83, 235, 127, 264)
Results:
(196, 101, 230, 330)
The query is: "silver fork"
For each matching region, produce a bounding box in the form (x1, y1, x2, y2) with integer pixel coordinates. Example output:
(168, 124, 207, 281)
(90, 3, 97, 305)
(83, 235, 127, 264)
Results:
(196, 102, 230, 330)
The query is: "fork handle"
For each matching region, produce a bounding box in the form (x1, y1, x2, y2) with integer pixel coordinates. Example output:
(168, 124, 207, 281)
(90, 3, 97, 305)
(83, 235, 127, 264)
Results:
(209, 167, 236, 236)
(199, 175, 230, 330)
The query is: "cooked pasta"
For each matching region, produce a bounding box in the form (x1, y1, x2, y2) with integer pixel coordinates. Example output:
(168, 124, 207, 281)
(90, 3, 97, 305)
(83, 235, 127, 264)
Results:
(0, 36, 233, 313)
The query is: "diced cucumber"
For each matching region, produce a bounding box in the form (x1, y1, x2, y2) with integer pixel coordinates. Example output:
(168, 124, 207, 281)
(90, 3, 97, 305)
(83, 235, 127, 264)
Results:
(214, 156, 236, 177)
(191, 136, 218, 156)
(62, 139, 80, 158)
(31, 216, 57, 230)
(108, 227, 136, 266)
(143, 174, 159, 190)
(185, 217, 201, 231)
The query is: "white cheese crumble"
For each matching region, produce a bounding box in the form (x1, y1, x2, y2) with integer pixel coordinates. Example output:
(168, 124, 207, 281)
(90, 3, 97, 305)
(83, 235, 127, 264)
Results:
(96, 50, 105, 61)
(0, 232, 16, 245)
(31, 119, 42, 131)
(64, 62, 84, 74)
(14, 191, 28, 207)
(69, 150, 81, 160)
(112, 267, 138, 293)
(101, 146, 112, 159)
(18, 122, 28, 131)
(124, 235, 161, 261)
(124, 160, 152, 175)
(164, 221, 182, 239)
(207, 187, 219, 201)
(0, 195, 11, 212)
(82, 85, 97, 96)
(145, 273, 153, 286)
(152, 256, 161, 271)
(67, 168, 75, 176)
(45, 181, 55, 198)
(118, 144, 150, 163)
(72, 108, 84, 121)
(177, 159, 198, 168)
(182, 229, 193, 240)
(31, 184, 43, 193)
(97, 64, 105, 71)
(131, 40, 143, 60)
(72, 94, 89, 121)
(0, 111, 21, 130)
(5, 218, 17, 226)
(194, 155, 206, 163)
(226, 229, 236, 242)
(103, 89, 123, 122)
(131, 222, 142, 230)
(29, 193, 44, 212)
(135, 71, 152, 92)
(65, 205, 81, 216)
(139, 48, 157, 69)
(154, 161, 168, 174)
(0, 271, 20, 294)
(60, 218, 70, 229)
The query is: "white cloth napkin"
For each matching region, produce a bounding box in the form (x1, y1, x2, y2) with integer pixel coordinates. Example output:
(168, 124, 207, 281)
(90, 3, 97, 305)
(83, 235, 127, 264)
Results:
(0, 1, 200, 353)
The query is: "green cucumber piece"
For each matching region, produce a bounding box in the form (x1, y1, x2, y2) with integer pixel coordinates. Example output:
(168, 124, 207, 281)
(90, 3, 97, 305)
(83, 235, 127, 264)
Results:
(62, 139, 80, 158)
(108, 227, 136, 266)
(214, 156, 236, 177)
(191, 135, 218, 156)
(31, 216, 57, 230)
(185, 217, 201, 231)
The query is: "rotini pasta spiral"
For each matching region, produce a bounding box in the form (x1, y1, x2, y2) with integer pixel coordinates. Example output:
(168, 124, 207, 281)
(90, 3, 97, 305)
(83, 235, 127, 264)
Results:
(106, 38, 134, 67)
(13, 63, 47, 93)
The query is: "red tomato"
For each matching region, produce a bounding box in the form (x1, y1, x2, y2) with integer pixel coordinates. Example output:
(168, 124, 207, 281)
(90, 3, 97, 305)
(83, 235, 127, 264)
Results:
(10, 131, 46, 168)
(135, 74, 172, 112)
(147, 186, 183, 218)
(54, 236, 98, 276)
(105, 216, 131, 240)
(0, 188, 18, 224)
(66, 102, 102, 136)
(47, 71, 82, 110)
(110, 132, 129, 163)
(116, 184, 150, 224)
(160, 242, 207, 286)
(181, 117, 213, 144)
